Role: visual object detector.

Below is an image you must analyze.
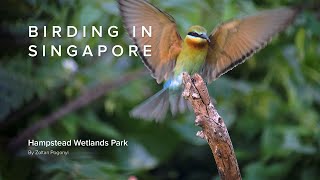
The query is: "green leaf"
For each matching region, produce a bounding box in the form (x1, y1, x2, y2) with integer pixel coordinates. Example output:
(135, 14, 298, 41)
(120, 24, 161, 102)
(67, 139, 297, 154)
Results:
(80, 111, 121, 139)
(60, 114, 79, 139)
(244, 162, 291, 180)
(295, 28, 305, 60)
(0, 67, 38, 121)
(282, 129, 317, 155)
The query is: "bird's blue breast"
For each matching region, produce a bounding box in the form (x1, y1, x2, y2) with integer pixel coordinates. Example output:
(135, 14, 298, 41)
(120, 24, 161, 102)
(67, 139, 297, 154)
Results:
(163, 73, 183, 90)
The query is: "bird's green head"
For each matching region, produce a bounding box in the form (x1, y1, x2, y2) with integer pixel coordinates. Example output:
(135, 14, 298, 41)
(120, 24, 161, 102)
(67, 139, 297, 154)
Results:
(186, 25, 210, 44)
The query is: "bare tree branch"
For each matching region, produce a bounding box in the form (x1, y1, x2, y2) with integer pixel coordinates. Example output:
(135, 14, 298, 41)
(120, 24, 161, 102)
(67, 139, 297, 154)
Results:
(182, 73, 241, 180)
(8, 70, 146, 151)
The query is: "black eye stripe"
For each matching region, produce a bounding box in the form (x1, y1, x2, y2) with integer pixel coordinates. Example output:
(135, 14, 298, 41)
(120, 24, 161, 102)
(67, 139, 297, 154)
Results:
(187, 32, 202, 38)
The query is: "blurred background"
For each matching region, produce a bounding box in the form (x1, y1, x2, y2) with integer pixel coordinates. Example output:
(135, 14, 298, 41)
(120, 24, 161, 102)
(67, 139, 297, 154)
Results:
(0, 0, 319, 179)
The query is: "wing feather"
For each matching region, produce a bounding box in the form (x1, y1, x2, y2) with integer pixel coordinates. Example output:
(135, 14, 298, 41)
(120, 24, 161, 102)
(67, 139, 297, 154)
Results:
(118, 0, 182, 83)
(203, 8, 297, 82)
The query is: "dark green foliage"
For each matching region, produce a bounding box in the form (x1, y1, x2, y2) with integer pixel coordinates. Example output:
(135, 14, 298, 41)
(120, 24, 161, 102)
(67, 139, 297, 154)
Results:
(0, 0, 319, 179)
(0, 68, 34, 120)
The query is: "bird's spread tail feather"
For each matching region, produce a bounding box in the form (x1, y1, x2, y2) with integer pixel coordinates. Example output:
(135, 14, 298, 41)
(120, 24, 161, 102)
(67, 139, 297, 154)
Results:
(130, 88, 169, 121)
(130, 88, 190, 121)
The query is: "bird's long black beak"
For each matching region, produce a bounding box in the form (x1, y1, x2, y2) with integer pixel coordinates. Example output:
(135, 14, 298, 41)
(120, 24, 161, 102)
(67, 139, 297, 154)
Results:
(201, 34, 210, 43)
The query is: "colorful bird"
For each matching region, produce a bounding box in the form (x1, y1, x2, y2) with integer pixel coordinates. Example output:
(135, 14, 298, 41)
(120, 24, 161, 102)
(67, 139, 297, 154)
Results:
(118, 0, 297, 121)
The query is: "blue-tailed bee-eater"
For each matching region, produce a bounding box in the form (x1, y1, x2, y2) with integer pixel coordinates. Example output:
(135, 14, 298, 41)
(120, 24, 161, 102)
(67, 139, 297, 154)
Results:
(118, 0, 297, 121)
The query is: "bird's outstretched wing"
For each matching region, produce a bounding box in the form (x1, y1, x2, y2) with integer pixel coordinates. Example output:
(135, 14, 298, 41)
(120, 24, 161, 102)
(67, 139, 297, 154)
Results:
(118, 0, 182, 83)
(203, 8, 297, 82)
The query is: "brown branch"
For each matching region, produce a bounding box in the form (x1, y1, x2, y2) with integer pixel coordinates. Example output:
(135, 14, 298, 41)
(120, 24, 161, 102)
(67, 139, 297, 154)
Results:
(7, 70, 146, 151)
(182, 73, 241, 180)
